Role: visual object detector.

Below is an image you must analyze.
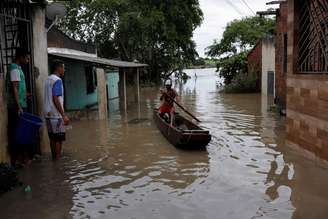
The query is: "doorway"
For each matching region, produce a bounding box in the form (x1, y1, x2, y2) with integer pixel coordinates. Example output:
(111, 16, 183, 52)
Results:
(267, 71, 275, 96)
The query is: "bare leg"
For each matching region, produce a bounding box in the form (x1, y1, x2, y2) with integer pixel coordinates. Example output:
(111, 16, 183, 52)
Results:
(55, 141, 62, 160)
(170, 111, 174, 127)
(50, 140, 56, 160)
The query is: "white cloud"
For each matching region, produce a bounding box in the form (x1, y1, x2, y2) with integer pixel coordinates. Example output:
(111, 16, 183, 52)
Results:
(194, 0, 278, 57)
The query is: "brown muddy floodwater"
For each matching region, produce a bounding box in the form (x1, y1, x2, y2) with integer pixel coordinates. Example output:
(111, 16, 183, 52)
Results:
(1, 68, 328, 219)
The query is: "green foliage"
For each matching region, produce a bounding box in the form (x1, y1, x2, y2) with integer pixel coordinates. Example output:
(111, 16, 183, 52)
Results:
(216, 52, 247, 85)
(59, 0, 203, 82)
(206, 16, 275, 57)
(193, 58, 206, 66)
(190, 57, 218, 68)
(223, 73, 258, 93)
(206, 16, 275, 89)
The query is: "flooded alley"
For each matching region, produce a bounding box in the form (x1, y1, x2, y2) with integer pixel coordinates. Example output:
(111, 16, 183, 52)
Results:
(1, 68, 328, 219)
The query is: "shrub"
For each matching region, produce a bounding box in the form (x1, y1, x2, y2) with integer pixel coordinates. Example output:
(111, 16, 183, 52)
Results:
(222, 73, 258, 93)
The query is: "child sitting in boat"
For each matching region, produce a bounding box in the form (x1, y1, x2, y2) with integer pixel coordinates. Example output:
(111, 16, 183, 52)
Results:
(159, 79, 180, 126)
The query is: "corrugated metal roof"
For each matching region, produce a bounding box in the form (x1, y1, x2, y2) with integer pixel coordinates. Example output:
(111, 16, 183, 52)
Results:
(48, 48, 148, 68)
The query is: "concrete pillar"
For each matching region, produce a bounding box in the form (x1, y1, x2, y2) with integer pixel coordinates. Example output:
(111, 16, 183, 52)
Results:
(32, 6, 50, 153)
(96, 68, 108, 120)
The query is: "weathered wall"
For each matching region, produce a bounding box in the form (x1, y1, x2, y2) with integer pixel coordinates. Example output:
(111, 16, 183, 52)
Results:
(275, 2, 288, 110)
(247, 41, 262, 92)
(261, 36, 275, 96)
(32, 6, 50, 153)
(96, 68, 108, 120)
(0, 18, 9, 162)
(286, 0, 328, 160)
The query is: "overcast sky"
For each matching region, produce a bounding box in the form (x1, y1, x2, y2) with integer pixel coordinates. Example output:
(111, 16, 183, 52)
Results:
(194, 0, 278, 57)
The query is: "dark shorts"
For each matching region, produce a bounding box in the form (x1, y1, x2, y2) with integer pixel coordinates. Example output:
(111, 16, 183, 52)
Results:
(46, 118, 66, 142)
(48, 132, 66, 142)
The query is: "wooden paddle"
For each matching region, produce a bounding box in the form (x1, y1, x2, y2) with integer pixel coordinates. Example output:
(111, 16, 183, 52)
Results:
(162, 92, 201, 122)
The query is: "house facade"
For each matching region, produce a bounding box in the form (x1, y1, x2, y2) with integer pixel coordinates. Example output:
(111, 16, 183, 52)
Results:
(247, 36, 275, 97)
(261, 36, 276, 97)
(286, 0, 328, 160)
(247, 40, 262, 92)
(0, 0, 49, 162)
(47, 28, 147, 120)
(274, 2, 288, 112)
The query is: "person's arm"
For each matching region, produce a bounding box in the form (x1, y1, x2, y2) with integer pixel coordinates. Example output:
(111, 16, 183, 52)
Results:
(52, 96, 69, 125)
(10, 69, 23, 113)
(160, 88, 166, 101)
(52, 80, 69, 125)
(52, 96, 65, 117)
(12, 81, 23, 113)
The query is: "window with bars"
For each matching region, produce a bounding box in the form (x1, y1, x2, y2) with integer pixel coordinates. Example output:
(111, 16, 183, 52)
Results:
(0, 0, 36, 113)
(0, 0, 32, 74)
(297, 0, 328, 74)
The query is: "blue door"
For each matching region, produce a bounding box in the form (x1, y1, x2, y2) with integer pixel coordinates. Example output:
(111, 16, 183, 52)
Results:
(106, 70, 120, 112)
(106, 71, 119, 100)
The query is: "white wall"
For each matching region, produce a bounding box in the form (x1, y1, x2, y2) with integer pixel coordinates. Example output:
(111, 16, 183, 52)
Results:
(32, 6, 50, 153)
(261, 36, 276, 96)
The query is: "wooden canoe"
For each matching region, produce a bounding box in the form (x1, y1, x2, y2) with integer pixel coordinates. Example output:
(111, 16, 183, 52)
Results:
(153, 109, 211, 149)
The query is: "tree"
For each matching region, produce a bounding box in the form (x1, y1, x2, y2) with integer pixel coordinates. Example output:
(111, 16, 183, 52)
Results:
(207, 16, 275, 57)
(206, 16, 275, 86)
(59, 0, 203, 82)
(216, 52, 247, 85)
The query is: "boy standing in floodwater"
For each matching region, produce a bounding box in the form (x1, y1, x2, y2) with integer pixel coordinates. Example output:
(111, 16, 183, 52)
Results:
(44, 60, 69, 160)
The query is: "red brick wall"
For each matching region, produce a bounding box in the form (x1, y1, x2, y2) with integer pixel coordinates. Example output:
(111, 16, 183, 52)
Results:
(275, 2, 288, 109)
(286, 0, 328, 160)
(247, 41, 262, 92)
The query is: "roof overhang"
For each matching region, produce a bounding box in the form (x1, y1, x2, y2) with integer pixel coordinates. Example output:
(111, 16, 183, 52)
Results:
(48, 47, 148, 68)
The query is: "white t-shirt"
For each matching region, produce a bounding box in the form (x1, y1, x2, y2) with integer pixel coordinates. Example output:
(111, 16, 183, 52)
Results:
(10, 69, 21, 82)
(44, 74, 64, 119)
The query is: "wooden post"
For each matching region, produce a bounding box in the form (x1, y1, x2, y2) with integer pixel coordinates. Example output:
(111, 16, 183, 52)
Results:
(137, 68, 141, 119)
(96, 68, 108, 120)
(123, 70, 127, 111)
(137, 68, 140, 103)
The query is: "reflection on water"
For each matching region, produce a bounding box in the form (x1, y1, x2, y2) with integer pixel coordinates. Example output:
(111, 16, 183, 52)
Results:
(108, 98, 120, 113)
(1, 68, 328, 219)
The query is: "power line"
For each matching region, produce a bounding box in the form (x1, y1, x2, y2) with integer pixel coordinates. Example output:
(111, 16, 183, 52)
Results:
(239, 0, 256, 15)
(224, 0, 245, 16)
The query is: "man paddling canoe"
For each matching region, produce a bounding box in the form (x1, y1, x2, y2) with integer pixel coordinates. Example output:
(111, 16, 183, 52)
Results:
(159, 79, 181, 126)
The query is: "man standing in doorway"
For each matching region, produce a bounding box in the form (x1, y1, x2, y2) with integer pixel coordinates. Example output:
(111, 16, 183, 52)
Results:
(6, 48, 30, 166)
(44, 60, 69, 160)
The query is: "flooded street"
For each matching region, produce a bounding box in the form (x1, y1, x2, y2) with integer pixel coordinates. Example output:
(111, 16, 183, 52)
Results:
(1, 68, 328, 219)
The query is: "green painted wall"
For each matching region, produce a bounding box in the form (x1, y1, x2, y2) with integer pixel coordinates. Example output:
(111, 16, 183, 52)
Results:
(64, 60, 97, 110)
(49, 57, 120, 112)
(48, 58, 98, 111)
(106, 69, 119, 99)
